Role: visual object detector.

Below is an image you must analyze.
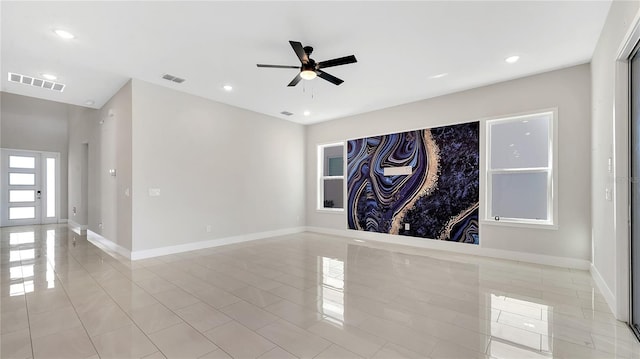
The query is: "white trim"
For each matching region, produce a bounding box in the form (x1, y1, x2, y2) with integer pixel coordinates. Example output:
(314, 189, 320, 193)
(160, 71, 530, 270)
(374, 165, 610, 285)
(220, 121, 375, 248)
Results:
(591, 263, 617, 317)
(130, 227, 306, 260)
(316, 208, 344, 214)
(306, 226, 590, 270)
(57, 219, 68, 224)
(614, 4, 640, 323)
(67, 219, 86, 233)
(479, 219, 558, 230)
(317, 142, 346, 211)
(484, 109, 558, 228)
(86, 229, 131, 259)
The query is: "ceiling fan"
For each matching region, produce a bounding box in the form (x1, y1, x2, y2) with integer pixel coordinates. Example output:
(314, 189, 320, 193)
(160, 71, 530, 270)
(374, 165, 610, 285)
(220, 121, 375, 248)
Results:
(257, 41, 357, 87)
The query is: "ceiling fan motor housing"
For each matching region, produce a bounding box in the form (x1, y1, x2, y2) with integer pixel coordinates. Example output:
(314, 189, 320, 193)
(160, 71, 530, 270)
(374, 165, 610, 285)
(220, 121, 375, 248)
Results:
(303, 46, 314, 58)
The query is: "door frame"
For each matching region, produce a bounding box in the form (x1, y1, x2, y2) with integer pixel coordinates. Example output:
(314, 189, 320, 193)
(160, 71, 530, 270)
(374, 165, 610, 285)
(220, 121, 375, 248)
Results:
(0, 148, 60, 227)
(624, 8, 640, 326)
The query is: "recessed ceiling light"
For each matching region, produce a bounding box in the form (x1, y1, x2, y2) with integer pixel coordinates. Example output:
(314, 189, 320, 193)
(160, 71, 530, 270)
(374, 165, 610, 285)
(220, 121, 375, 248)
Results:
(525, 132, 531, 136)
(303, 111, 311, 116)
(505, 55, 520, 64)
(509, 143, 515, 147)
(522, 120, 529, 123)
(223, 85, 233, 91)
(42, 73, 57, 80)
(54, 29, 75, 39)
(429, 73, 448, 79)
(85, 100, 95, 106)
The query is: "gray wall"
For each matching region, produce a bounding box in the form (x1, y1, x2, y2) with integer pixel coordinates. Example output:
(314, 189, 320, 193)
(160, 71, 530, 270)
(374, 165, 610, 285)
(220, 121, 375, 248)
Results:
(68, 106, 98, 227)
(306, 64, 591, 263)
(131, 80, 305, 252)
(67, 81, 132, 251)
(93, 81, 132, 250)
(590, 0, 640, 318)
(1, 92, 70, 220)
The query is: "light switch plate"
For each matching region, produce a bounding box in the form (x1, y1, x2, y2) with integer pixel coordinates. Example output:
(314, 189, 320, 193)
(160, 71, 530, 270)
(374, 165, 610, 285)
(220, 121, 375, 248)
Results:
(148, 188, 161, 197)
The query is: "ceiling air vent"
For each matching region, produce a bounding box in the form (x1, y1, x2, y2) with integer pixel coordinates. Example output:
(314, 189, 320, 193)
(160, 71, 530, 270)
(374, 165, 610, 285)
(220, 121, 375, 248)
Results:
(162, 73, 185, 84)
(280, 111, 293, 116)
(8, 72, 65, 92)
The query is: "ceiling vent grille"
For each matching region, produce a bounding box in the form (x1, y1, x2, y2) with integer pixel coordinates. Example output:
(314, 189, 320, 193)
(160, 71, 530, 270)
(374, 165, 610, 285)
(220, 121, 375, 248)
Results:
(162, 73, 185, 84)
(280, 111, 293, 116)
(7, 72, 65, 92)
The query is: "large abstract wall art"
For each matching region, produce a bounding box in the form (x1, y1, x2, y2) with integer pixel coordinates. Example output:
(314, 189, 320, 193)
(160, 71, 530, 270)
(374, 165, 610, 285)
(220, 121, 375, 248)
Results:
(347, 122, 479, 244)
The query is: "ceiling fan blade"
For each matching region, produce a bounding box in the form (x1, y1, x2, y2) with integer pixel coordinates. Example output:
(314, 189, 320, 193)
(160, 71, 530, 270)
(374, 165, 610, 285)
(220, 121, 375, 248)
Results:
(257, 64, 300, 69)
(317, 70, 344, 85)
(289, 41, 309, 64)
(318, 55, 357, 69)
(287, 73, 302, 87)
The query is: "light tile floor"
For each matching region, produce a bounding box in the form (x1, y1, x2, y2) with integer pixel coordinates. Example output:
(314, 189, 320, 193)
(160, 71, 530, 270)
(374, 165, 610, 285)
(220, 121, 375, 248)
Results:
(1, 224, 639, 358)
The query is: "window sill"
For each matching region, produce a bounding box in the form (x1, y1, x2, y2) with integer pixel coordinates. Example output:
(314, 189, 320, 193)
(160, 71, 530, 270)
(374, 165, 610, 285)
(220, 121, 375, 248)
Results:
(316, 208, 344, 214)
(480, 219, 558, 230)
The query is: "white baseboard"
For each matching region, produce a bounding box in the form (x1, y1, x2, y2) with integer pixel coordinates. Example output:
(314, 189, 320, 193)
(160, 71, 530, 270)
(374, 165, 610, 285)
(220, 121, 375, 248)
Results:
(86, 230, 132, 259)
(58, 219, 68, 224)
(130, 227, 306, 260)
(590, 263, 617, 316)
(306, 226, 591, 270)
(67, 220, 87, 234)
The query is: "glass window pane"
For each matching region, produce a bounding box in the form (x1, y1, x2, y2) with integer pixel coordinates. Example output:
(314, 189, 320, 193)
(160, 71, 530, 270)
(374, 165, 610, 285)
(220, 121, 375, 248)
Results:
(46, 158, 55, 217)
(323, 179, 343, 209)
(490, 113, 550, 169)
(491, 172, 548, 220)
(9, 173, 35, 185)
(328, 157, 343, 176)
(323, 146, 343, 176)
(9, 190, 35, 202)
(9, 207, 35, 220)
(9, 156, 35, 169)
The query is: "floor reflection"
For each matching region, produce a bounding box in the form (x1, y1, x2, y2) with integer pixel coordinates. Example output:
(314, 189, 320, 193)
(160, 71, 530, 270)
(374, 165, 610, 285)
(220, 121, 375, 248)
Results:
(490, 294, 553, 358)
(5, 228, 58, 296)
(1, 226, 638, 359)
(319, 256, 345, 326)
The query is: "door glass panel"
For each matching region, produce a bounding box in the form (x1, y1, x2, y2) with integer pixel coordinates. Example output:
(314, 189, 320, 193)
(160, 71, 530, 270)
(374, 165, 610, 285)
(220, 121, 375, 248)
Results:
(9, 207, 35, 219)
(9, 173, 35, 185)
(9, 156, 35, 169)
(9, 190, 35, 202)
(46, 158, 55, 217)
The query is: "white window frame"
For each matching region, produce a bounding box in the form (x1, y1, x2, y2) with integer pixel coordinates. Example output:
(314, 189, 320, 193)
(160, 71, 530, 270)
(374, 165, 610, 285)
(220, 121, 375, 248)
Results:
(317, 142, 345, 213)
(483, 109, 558, 229)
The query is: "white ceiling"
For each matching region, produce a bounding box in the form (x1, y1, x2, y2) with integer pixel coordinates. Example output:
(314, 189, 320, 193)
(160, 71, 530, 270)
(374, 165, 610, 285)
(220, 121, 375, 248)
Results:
(1, 1, 611, 124)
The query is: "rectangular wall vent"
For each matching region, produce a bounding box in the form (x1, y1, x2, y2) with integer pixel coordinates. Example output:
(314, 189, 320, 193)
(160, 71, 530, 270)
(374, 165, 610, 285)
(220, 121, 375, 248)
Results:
(162, 73, 186, 83)
(280, 111, 293, 116)
(7, 72, 65, 92)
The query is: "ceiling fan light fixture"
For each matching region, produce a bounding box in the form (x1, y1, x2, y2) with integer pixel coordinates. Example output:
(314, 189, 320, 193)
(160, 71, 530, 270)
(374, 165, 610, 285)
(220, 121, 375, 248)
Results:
(300, 70, 317, 80)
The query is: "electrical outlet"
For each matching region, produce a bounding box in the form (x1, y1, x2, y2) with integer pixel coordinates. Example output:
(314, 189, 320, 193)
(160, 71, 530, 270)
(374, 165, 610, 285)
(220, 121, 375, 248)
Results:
(98, 222, 103, 228)
(404, 223, 410, 230)
(206, 225, 212, 233)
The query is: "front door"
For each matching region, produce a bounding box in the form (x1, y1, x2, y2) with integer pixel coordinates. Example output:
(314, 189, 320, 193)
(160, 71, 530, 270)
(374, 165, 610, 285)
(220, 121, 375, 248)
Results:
(0, 149, 58, 227)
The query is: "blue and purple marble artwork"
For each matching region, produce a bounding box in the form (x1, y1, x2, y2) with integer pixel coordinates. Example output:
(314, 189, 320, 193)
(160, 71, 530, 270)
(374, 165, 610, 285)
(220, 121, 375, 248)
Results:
(347, 122, 479, 244)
